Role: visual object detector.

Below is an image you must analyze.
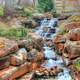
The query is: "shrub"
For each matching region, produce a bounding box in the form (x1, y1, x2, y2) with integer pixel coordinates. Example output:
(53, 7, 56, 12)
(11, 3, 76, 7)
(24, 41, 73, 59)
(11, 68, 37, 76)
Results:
(74, 58, 80, 71)
(0, 6, 4, 16)
(0, 27, 28, 41)
(21, 7, 39, 17)
(58, 23, 69, 35)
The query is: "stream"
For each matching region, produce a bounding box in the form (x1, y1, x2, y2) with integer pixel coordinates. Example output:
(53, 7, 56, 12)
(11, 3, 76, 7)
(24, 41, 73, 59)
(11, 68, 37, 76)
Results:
(33, 18, 72, 80)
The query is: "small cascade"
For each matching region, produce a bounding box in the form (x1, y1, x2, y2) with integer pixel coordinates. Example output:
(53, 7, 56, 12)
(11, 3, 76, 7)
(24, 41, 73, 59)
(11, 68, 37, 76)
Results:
(33, 17, 72, 80)
(35, 18, 58, 39)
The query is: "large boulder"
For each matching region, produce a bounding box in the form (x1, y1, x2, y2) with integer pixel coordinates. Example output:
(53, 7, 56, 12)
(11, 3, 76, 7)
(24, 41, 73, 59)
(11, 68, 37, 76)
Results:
(0, 62, 31, 80)
(32, 13, 45, 20)
(21, 19, 37, 28)
(0, 37, 18, 57)
(64, 28, 80, 41)
(63, 41, 80, 59)
(10, 48, 28, 66)
(27, 49, 44, 62)
(59, 22, 80, 35)
(18, 34, 44, 51)
(53, 35, 65, 53)
(65, 22, 80, 31)
(28, 33, 44, 51)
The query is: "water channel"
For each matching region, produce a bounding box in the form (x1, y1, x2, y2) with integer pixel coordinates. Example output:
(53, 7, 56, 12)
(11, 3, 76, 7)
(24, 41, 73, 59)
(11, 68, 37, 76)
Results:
(33, 18, 72, 80)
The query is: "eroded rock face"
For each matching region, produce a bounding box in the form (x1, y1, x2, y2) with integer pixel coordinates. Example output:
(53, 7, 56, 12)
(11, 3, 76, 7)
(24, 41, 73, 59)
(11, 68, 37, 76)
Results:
(0, 56, 10, 70)
(53, 35, 65, 53)
(64, 28, 80, 41)
(53, 28, 80, 60)
(63, 41, 80, 59)
(65, 22, 80, 31)
(0, 62, 31, 80)
(0, 37, 18, 57)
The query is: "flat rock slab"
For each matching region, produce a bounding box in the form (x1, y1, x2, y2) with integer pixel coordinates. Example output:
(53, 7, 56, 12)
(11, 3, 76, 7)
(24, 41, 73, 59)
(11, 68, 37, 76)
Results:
(0, 62, 31, 80)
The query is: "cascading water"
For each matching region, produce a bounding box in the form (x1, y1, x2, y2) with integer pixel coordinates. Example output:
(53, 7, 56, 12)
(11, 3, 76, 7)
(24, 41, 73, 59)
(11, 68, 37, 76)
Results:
(35, 18, 57, 38)
(34, 17, 72, 80)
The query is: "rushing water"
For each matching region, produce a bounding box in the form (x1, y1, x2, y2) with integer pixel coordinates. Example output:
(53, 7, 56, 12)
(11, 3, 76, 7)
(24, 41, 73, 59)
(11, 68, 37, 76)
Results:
(34, 18, 72, 80)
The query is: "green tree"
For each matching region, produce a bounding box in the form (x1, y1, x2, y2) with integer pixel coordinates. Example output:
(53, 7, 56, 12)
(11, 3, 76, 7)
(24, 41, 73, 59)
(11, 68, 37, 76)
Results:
(38, 0, 54, 12)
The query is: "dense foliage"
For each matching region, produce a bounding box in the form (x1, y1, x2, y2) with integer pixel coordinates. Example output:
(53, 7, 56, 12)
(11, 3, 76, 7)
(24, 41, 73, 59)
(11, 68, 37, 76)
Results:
(0, 6, 4, 16)
(38, 0, 54, 12)
(0, 27, 29, 41)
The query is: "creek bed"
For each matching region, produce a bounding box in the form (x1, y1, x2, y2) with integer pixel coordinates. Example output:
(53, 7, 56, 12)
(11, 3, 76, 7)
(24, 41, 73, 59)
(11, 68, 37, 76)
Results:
(32, 18, 73, 80)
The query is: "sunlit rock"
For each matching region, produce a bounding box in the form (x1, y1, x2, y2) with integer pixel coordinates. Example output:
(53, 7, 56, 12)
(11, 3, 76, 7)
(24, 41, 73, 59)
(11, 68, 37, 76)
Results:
(10, 48, 28, 66)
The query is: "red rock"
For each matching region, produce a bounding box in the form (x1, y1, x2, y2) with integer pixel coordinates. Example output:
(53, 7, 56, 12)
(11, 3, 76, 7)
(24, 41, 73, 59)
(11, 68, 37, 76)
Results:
(72, 71, 80, 80)
(53, 35, 63, 44)
(65, 22, 80, 31)
(63, 41, 80, 59)
(57, 43, 64, 52)
(65, 28, 80, 41)
(0, 50, 8, 58)
(0, 56, 10, 70)
(31, 62, 40, 71)
(0, 38, 18, 57)
(53, 35, 65, 52)
(0, 62, 31, 80)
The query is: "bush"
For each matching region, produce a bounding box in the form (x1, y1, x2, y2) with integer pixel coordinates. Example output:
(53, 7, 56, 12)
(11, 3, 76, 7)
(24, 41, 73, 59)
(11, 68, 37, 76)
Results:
(0, 27, 28, 41)
(74, 58, 80, 71)
(21, 7, 39, 17)
(0, 6, 4, 16)
(58, 23, 69, 35)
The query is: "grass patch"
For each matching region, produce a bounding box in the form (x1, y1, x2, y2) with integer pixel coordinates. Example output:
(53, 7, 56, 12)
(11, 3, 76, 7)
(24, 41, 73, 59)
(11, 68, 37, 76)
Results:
(0, 27, 31, 41)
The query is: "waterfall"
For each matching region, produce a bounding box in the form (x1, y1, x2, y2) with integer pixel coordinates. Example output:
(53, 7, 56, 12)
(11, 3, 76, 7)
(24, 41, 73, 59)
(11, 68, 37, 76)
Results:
(34, 17, 72, 80)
